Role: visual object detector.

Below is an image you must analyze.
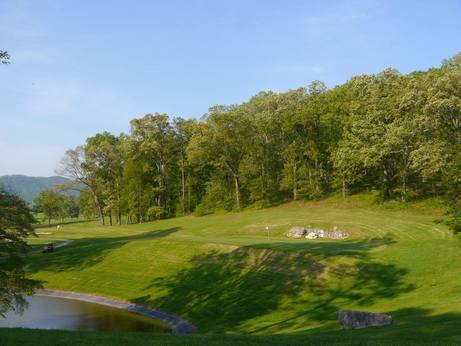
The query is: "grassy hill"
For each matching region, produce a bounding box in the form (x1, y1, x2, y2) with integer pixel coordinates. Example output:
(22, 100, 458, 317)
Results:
(0, 175, 77, 203)
(4, 193, 460, 344)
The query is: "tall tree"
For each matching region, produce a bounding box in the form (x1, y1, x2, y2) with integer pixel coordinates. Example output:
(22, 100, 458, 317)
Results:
(335, 70, 404, 200)
(57, 147, 106, 225)
(85, 132, 124, 225)
(189, 106, 251, 210)
(0, 190, 40, 316)
(173, 118, 197, 214)
(127, 113, 179, 219)
(241, 92, 284, 206)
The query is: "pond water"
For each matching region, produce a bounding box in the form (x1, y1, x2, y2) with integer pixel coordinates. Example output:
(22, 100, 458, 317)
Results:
(0, 295, 170, 333)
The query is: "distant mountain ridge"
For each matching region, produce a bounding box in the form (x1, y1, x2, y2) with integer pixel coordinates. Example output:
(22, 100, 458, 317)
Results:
(0, 175, 78, 203)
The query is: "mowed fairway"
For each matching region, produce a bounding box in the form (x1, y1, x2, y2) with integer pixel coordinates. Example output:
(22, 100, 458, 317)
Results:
(22, 194, 461, 342)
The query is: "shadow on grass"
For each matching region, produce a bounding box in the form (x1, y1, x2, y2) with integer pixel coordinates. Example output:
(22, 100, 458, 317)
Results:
(248, 235, 396, 257)
(293, 307, 461, 344)
(25, 228, 418, 335)
(26, 227, 180, 272)
(132, 235, 413, 333)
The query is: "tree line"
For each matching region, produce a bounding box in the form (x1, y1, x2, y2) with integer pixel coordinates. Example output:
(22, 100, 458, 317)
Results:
(33, 190, 79, 226)
(58, 53, 461, 229)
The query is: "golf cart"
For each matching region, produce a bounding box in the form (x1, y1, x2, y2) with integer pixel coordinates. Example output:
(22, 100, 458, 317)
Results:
(42, 243, 54, 253)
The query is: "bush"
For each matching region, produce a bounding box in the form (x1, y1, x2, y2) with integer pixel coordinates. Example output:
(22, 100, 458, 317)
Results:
(146, 206, 164, 220)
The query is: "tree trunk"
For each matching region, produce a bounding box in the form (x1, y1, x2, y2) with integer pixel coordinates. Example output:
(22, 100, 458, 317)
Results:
(262, 135, 268, 201)
(117, 182, 122, 225)
(342, 176, 346, 198)
(233, 174, 241, 210)
(382, 162, 390, 200)
(261, 163, 266, 201)
(187, 180, 191, 213)
(96, 202, 105, 225)
(401, 151, 411, 202)
(137, 182, 142, 223)
(109, 212, 112, 226)
(48, 215, 51, 226)
(181, 161, 186, 214)
(293, 163, 298, 201)
(158, 162, 164, 209)
(401, 171, 407, 202)
(90, 190, 105, 225)
(314, 158, 320, 193)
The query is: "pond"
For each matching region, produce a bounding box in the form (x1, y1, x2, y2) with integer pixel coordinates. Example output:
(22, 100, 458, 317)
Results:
(0, 295, 171, 333)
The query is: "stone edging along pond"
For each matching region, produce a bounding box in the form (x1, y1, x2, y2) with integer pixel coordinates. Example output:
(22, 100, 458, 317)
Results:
(35, 289, 196, 334)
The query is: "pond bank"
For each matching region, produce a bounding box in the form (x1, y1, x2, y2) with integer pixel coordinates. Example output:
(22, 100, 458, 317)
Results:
(35, 289, 196, 334)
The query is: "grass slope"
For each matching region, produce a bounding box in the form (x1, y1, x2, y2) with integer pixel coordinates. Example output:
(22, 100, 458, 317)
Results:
(6, 193, 461, 344)
(1, 327, 458, 346)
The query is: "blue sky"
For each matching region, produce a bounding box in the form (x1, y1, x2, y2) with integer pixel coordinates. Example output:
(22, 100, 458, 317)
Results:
(1, 0, 460, 176)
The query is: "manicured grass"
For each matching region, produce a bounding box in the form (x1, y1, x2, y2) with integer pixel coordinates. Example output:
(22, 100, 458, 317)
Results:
(8, 193, 461, 343)
(1, 327, 459, 345)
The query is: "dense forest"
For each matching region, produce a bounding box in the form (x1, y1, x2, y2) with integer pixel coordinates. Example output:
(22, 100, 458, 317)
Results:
(59, 53, 461, 229)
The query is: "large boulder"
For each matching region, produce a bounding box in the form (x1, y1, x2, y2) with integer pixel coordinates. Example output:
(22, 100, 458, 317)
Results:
(287, 226, 306, 238)
(338, 310, 392, 329)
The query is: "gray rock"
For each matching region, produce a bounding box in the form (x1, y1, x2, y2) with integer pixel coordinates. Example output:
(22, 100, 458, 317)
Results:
(289, 226, 349, 240)
(328, 229, 349, 239)
(305, 228, 324, 238)
(286, 226, 306, 238)
(338, 310, 392, 329)
(315, 229, 326, 237)
(306, 232, 318, 239)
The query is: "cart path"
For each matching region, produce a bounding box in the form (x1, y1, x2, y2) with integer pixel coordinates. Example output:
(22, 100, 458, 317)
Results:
(55, 239, 74, 248)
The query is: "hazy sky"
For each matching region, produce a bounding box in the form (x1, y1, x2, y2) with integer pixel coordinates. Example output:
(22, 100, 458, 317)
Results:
(1, 0, 460, 176)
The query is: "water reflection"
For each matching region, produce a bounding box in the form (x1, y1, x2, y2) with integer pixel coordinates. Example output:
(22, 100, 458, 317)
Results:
(0, 295, 170, 332)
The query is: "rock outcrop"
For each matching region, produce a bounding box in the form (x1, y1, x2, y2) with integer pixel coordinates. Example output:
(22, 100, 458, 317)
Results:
(287, 226, 349, 240)
(286, 227, 306, 238)
(306, 232, 318, 239)
(305, 228, 349, 240)
(338, 310, 392, 329)
(326, 229, 349, 239)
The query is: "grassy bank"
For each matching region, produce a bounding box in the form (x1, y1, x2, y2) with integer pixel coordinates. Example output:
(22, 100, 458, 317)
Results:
(1, 327, 460, 346)
(14, 193, 461, 342)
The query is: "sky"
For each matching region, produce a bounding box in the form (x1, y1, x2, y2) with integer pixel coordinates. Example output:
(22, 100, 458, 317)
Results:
(1, 0, 461, 176)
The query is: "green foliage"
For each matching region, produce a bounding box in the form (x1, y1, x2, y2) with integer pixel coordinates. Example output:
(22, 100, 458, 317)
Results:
(34, 190, 80, 225)
(58, 52, 461, 226)
(0, 190, 40, 316)
(194, 178, 232, 215)
(34, 190, 64, 225)
(78, 189, 97, 219)
(146, 206, 165, 220)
